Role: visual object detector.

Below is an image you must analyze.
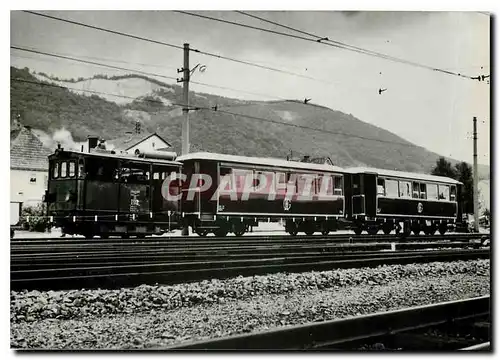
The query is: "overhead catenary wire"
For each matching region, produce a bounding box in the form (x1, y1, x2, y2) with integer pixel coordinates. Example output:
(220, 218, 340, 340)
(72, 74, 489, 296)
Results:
(177, 10, 473, 79)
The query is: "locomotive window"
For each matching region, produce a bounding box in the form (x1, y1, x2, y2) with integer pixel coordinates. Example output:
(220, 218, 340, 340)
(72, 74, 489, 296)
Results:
(450, 186, 457, 201)
(412, 182, 419, 199)
(68, 162, 75, 178)
(333, 176, 343, 196)
(427, 184, 439, 200)
(377, 178, 385, 196)
(419, 183, 427, 199)
(317, 175, 333, 196)
(399, 181, 411, 198)
(438, 185, 450, 200)
(78, 160, 84, 178)
(61, 162, 67, 178)
(153, 172, 160, 180)
(385, 180, 399, 197)
(53, 162, 59, 179)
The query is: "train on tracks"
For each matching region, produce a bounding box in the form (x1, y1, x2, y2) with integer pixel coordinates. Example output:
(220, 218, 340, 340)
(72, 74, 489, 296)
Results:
(44, 139, 464, 238)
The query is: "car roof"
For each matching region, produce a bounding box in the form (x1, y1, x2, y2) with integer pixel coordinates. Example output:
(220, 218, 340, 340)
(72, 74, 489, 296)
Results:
(347, 166, 462, 185)
(177, 152, 346, 173)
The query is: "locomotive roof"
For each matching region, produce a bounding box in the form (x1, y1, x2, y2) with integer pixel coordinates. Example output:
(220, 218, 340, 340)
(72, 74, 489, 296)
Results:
(346, 167, 462, 185)
(177, 152, 346, 173)
(50, 149, 182, 166)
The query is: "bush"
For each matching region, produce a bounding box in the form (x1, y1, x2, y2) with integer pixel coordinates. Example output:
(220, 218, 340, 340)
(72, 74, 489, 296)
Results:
(21, 204, 49, 232)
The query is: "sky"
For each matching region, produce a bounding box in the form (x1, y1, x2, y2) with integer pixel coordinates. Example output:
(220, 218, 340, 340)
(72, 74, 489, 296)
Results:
(10, 10, 491, 165)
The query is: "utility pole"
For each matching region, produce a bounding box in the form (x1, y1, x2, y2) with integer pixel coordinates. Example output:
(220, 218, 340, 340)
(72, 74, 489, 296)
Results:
(473, 116, 479, 233)
(178, 43, 190, 236)
(178, 43, 190, 155)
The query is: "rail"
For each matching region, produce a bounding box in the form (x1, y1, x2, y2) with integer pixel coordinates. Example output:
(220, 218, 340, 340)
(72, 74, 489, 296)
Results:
(165, 296, 490, 350)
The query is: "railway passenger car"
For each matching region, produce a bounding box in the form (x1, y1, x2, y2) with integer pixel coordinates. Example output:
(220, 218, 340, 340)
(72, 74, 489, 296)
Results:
(44, 146, 182, 238)
(177, 152, 348, 236)
(345, 167, 463, 236)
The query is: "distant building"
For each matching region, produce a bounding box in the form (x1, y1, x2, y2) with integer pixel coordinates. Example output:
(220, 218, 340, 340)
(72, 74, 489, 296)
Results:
(108, 132, 172, 154)
(10, 126, 52, 207)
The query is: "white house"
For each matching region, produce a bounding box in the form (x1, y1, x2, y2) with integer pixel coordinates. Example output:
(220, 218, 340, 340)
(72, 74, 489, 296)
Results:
(108, 132, 172, 154)
(10, 126, 52, 208)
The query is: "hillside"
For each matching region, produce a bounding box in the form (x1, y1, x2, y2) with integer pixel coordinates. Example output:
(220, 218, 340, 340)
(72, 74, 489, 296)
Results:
(10, 66, 490, 178)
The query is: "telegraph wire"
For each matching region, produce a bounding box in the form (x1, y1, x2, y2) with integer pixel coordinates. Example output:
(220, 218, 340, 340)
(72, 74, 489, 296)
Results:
(11, 77, 423, 149)
(11, 46, 286, 102)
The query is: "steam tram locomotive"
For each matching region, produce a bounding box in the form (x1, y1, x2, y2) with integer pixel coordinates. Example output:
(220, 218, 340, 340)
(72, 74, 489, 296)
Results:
(45, 146, 463, 238)
(45, 145, 181, 238)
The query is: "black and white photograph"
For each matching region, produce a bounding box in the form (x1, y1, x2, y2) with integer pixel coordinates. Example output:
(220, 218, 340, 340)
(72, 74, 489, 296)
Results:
(8, 6, 492, 351)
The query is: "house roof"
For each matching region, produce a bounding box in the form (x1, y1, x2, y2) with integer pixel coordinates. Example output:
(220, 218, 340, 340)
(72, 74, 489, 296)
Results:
(10, 127, 52, 171)
(108, 132, 172, 151)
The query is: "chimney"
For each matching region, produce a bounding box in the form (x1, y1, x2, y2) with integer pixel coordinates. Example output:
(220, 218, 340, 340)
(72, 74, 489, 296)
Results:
(87, 135, 98, 152)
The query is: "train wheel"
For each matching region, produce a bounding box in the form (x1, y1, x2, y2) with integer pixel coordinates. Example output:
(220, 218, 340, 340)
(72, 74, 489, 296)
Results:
(233, 223, 246, 237)
(214, 227, 228, 237)
(84, 232, 95, 239)
(438, 224, 447, 235)
(424, 226, 436, 235)
(411, 224, 421, 235)
(382, 224, 393, 235)
(367, 227, 379, 235)
(195, 229, 209, 237)
(353, 227, 363, 235)
(321, 228, 329, 236)
(101, 234, 109, 239)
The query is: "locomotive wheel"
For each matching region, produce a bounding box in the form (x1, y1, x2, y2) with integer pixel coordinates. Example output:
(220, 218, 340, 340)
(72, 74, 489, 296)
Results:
(411, 225, 421, 235)
(84, 232, 95, 239)
(321, 228, 329, 236)
(353, 227, 363, 235)
(438, 225, 447, 235)
(100, 234, 109, 239)
(304, 229, 315, 236)
(195, 229, 209, 237)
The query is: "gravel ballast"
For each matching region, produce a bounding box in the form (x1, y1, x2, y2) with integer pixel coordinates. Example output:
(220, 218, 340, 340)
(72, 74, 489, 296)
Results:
(11, 260, 490, 349)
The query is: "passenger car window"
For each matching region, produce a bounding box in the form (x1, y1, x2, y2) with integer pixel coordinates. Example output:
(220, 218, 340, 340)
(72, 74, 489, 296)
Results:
(419, 183, 427, 199)
(450, 185, 457, 201)
(377, 178, 385, 196)
(333, 176, 343, 196)
(438, 185, 450, 200)
(385, 180, 399, 197)
(427, 184, 439, 200)
(317, 175, 333, 196)
(412, 182, 419, 198)
(399, 181, 411, 198)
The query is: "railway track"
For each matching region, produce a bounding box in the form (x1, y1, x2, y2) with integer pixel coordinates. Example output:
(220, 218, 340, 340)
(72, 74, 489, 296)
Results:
(11, 248, 489, 291)
(165, 296, 491, 350)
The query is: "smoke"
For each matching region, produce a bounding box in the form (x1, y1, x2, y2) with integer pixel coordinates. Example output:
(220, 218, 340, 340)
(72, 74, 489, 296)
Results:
(33, 127, 115, 152)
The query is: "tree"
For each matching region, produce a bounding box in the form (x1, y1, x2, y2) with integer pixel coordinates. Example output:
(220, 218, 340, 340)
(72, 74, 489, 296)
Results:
(455, 162, 474, 214)
(431, 157, 457, 178)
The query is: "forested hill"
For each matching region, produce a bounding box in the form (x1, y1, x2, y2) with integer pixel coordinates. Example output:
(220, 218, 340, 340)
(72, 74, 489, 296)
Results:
(10, 66, 490, 178)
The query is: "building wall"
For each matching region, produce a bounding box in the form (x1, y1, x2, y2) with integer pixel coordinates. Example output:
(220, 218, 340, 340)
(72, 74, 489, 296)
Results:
(10, 169, 48, 207)
(125, 135, 170, 154)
